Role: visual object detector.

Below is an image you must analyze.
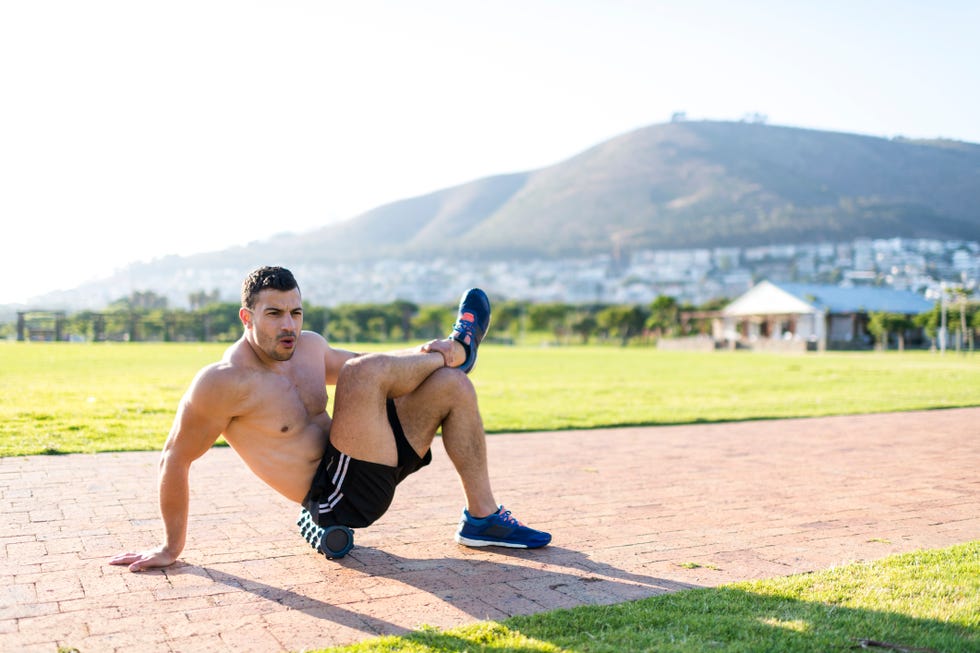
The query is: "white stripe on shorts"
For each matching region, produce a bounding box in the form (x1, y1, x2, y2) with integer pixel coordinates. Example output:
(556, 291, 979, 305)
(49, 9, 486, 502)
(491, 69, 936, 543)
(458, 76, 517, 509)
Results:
(319, 453, 351, 515)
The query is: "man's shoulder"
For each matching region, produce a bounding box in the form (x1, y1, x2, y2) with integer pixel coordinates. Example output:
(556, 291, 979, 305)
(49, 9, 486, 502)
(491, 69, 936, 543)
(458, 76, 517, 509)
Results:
(191, 341, 260, 390)
(214, 339, 256, 372)
(298, 330, 333, 358)
(299, 330, 328, 347)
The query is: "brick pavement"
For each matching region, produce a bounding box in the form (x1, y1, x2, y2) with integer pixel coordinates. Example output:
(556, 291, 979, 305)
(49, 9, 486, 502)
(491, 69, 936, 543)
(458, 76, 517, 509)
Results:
(1, 408, 978, 652)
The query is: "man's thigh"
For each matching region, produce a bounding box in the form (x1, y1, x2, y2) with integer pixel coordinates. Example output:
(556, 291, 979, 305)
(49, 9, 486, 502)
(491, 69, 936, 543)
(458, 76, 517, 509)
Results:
(330, 355, 401, 465)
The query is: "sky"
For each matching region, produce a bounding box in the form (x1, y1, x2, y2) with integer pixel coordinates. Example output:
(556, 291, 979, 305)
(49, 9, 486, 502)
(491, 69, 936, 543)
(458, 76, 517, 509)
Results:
(2, 0, 979, 305)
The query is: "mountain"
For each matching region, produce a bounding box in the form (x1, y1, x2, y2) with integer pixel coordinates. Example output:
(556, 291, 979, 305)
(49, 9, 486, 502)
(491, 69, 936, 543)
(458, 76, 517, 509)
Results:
(276, 120, 980, 261)
(13, 120, 980, 311)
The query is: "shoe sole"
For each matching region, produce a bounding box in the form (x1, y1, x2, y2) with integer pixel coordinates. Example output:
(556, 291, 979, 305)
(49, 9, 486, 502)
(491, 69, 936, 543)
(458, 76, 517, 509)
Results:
(454, 533, 546, 549)
(452, 289, 490, 374)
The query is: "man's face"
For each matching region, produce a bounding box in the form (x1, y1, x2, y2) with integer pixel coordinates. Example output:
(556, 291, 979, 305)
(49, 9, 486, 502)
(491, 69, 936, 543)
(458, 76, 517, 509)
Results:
(243, 288, 303, 361)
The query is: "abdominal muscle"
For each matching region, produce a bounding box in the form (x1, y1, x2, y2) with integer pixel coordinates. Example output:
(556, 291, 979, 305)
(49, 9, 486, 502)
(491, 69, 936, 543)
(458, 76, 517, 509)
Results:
(223, 417, 331, 504)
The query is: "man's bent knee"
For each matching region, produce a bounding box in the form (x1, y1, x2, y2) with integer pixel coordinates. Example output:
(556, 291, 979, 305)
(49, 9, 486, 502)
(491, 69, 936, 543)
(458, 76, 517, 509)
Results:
(433, 366, 477, 400)
(404, 367, 477, 414)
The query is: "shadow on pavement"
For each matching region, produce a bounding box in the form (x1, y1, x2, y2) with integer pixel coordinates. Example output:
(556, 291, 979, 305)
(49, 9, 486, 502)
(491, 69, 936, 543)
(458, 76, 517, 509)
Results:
(166, 563, 413, 640)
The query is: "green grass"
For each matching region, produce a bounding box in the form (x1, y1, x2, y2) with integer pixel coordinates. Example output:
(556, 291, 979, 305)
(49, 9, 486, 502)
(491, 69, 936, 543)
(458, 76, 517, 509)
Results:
(1, 342, 979, 456)
(0, 342, 214, 455)
(472, 346, 980, 431)
(315, 542, 978, 653)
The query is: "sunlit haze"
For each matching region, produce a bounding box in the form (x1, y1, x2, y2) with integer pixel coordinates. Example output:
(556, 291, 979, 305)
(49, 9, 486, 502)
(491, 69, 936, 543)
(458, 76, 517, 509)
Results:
(2, 0, 978, 304)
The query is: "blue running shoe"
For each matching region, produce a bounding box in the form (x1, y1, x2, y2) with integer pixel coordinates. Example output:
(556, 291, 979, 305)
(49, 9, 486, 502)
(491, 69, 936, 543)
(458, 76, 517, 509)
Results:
(454, 505, 551, 549)
(449, 288, 491, 374)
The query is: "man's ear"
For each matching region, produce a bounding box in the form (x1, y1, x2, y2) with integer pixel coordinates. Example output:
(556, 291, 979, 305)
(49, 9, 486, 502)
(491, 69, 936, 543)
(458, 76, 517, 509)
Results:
(239, 307, 251, 328)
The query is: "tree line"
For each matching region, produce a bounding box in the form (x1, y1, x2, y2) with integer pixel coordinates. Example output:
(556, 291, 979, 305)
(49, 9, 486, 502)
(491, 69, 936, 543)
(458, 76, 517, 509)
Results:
(7, 289, 978, 350)
(869, 289, 979, 352)
(5, 290, 727, 345)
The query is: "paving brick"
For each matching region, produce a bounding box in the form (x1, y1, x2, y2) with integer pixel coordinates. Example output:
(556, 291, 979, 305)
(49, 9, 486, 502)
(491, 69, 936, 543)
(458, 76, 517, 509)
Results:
(0, 582, 36, 606)
(0, 407, 977, 652)
(15, 609, 91, 643)
(218, 621, 286, 652)
(263, 608, 378, 649)
(0, 599, 55, 624)
(72, 630, 175, 653)
(34, 574, 85, 602)
(3, 540, 47, 563)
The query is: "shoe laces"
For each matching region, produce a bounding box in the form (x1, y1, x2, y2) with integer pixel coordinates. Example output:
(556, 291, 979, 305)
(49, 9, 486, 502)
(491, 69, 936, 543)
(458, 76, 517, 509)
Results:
(453, 313, 476, 344)
(496, 508, 524, 527)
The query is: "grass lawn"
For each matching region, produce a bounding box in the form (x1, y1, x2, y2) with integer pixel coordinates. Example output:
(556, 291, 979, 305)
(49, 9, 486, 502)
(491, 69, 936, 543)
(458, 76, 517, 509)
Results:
(317, 541, 978, 652)
(1, 342, 978, 456)
(0, 342, 214, 455)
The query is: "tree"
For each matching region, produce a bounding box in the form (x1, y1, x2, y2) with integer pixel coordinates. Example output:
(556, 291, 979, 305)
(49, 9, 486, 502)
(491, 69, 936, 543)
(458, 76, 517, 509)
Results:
(596, 305, 648, 346)
(196, 303, 240, 342)
(888, 314, 914, 351)
(412, 305, 452, 341)
(492, 300, 530, 342)
(303, 303, 328, 337)
(390, 300, 419, 341)
(102, 307, 133, 341)
(868, 312, 913, 351)
(324, 313, 358, 343)
(914, 305, 940, 350)
(867, 312, 891, 350)
(65, 311, 98, 341)
(950, 287, 970, 352)
(327, 304, 399, 342)
(646, 295, 679, 339)
(141, 308, 169, 341)
(188, 289, 221, 311)
(970, 303, 980, 352)
(491, 300, 527, 341)
(570, 313, 598, 344)
(528, 303, 572, 342)
(114, 290, 168, 311)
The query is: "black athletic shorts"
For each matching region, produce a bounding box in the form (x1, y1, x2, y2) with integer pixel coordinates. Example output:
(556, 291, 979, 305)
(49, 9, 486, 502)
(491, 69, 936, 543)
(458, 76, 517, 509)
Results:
(302, 399, 432, 529)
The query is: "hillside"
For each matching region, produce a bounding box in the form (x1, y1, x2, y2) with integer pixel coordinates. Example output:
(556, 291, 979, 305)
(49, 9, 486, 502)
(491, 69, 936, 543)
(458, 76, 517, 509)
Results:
(9, 120, 980, 312)
(273, 120, 980, 262)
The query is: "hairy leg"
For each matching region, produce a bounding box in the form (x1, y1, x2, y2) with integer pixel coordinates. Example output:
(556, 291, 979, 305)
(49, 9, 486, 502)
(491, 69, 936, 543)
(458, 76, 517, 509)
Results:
(394, 368, 498, 517)
(329, 350, 446, 466)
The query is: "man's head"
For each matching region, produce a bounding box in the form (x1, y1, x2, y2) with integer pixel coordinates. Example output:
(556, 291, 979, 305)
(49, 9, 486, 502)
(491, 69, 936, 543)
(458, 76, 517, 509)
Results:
(241, 266, 300, 309)
(240, 266, 303, 362)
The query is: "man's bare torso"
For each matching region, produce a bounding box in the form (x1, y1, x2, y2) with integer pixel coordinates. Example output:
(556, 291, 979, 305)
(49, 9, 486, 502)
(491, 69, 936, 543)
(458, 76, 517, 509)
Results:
(218, 332, 334, 503)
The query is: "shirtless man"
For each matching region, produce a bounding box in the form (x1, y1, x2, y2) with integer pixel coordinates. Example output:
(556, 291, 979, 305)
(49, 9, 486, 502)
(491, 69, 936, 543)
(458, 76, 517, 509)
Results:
(109, 266, 550, 571)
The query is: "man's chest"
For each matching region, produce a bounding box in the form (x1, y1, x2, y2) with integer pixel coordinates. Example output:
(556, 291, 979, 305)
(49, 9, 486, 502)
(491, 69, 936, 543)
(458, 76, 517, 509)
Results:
(237, 367, 328, 429)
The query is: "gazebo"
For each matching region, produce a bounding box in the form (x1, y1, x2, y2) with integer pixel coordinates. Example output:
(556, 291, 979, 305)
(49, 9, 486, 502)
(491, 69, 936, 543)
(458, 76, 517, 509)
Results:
(720, 281, 934, 351)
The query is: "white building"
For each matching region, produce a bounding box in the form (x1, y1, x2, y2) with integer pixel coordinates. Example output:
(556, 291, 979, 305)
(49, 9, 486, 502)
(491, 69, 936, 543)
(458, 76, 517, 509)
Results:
(720, 280, 934, 351)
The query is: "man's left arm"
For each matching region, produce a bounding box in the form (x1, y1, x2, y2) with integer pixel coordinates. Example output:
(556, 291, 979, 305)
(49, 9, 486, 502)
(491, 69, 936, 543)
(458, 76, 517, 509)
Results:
(318, 332, 460, 385)
(321, 337, 357, 386)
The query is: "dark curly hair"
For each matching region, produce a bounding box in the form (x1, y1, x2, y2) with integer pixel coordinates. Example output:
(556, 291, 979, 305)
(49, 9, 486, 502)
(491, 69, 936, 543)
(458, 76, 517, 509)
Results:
(241, 266, 300, 309)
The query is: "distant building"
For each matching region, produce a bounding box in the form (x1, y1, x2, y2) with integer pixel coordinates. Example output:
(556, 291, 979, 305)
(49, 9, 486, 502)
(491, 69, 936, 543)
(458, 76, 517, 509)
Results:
(719, 280, 934, 351)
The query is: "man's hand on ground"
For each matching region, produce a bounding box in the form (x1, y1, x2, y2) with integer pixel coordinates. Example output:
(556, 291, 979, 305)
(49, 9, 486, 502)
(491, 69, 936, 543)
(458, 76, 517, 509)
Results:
(108, 546, 178, 572)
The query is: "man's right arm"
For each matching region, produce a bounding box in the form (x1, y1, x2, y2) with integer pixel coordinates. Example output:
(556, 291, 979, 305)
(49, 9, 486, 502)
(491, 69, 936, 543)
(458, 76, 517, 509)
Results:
(108, 365, 234, 571)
